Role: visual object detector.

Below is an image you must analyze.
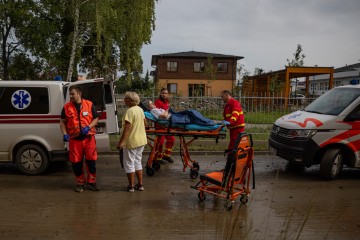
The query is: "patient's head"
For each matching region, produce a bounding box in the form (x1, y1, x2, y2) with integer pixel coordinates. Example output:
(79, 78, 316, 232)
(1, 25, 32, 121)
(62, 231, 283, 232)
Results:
(147, 101, 155, 110)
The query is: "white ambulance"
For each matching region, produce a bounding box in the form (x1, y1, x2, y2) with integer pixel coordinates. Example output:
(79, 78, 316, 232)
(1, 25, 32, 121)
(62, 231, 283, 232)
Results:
(0, 78, 119, 175)
(269, 84, 360, 180)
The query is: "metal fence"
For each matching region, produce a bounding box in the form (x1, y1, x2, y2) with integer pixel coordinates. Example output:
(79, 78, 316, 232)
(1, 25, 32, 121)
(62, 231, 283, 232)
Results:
(115, 93, 317, 150)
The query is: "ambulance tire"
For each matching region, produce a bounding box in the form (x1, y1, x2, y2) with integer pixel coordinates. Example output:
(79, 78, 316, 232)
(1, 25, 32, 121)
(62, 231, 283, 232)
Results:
(320, 148, 343, 180)
(15, 144, 49, 175)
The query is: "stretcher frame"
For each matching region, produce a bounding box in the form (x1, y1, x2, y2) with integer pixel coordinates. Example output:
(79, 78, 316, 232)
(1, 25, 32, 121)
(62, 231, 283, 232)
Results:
(144, 115, 226, 178)
(191, 132, 254, 210)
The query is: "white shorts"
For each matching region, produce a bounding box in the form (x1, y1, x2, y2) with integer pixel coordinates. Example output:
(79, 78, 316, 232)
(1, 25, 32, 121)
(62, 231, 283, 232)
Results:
(123, 145, 145, 173)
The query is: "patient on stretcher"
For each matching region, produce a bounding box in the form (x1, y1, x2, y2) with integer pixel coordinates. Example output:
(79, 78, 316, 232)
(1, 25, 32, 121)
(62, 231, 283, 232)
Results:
(147, 101, 172, 119)
(146, 100, 215, 126)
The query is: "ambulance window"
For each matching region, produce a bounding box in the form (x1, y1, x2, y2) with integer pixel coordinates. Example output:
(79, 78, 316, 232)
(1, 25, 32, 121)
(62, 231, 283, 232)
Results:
(80, 82, 105, 112)
(0, 87, 49, 114)
(104, 84, 113, 104)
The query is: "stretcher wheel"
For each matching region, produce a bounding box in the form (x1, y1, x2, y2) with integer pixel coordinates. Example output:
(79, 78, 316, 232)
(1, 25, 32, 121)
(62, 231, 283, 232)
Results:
(145, 167, 155, 176)
(193, 162, 200, 171)
(240, 194, 248, 204)
(225, 201, 233, 211)
(198, 192, 206, 201)
(190, 169, 199, 179)
(152, 161, 161, 171)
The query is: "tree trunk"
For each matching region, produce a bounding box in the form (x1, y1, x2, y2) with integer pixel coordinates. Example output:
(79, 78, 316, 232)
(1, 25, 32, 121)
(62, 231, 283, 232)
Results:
(66, 3, 80, 82)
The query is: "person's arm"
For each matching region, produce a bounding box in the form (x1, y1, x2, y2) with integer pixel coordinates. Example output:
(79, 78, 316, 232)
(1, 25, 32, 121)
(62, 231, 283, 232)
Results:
(158, 109, 169, 119)
(60, 108, 67, 135)
(89, 103, 99, 128)
(60, 118, 67, 135)
(117, 120, 131, 149)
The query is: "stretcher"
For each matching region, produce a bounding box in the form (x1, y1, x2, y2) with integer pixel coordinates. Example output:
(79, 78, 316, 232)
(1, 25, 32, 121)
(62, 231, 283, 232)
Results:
(191, 132, 254, 210)
(144, 111, 226, 178)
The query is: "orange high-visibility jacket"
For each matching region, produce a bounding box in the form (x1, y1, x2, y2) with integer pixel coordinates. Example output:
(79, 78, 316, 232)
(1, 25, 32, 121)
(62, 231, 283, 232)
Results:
(223, 98, 245, 129)
(64, 99, 96, 138)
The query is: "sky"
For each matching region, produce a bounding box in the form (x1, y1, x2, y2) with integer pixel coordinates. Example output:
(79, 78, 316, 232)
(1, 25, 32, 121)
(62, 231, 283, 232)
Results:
(141, 0, 360, 76)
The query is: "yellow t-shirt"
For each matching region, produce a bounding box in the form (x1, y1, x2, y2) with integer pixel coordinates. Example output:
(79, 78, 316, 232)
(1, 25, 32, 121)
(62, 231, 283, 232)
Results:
(122, 106, 147, 149)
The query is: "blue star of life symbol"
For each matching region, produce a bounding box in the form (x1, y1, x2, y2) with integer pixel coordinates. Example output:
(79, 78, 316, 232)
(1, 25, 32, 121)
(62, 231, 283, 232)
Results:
(12, 90, 32, 110)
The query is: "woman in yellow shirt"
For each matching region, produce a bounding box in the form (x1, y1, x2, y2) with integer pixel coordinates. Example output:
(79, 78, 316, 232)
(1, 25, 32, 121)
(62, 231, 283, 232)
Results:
(117, 92, 147, 192)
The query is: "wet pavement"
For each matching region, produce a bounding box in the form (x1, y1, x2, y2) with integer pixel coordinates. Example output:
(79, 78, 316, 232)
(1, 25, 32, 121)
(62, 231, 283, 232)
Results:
(1, 153, 360, 240)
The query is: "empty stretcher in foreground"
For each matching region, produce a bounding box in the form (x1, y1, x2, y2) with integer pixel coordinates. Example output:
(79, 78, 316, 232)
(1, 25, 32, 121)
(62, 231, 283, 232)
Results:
(144, 111, 226, 178)
(192, 132, 254, 210)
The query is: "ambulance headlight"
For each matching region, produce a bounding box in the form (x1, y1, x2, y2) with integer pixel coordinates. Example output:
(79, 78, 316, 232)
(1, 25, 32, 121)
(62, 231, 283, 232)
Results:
(288, 129, 317, 139)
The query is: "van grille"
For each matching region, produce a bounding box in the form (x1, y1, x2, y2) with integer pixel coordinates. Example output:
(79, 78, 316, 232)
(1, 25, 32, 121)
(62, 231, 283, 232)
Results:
(270, 125, 290, 144)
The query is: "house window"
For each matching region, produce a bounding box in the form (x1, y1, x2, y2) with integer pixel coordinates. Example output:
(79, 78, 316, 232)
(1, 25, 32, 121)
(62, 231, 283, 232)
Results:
(188, 84, 205, 97)
(217, 62, 228, 72)
(167, 61, 177, 72)
(194, 62, 205, 72)
(167, 83, 177, 94)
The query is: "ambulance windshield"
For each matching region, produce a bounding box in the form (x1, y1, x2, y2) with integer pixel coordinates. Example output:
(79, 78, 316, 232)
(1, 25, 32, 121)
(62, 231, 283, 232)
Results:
(305, 88, 360, 115)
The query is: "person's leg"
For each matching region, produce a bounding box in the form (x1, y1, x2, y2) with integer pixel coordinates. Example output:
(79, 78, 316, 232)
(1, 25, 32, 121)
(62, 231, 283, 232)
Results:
(71, 161, 85, 188)
(84, 136, 100, 191)
(228, 127, 244, 150)
(163, 135, 175, 163)
(69, 139, 86, 192)
(133, 146, 145, 190)
(123, 147, 136, 192)
(156, 135, 166, 164)
(126, 172, 135, 188)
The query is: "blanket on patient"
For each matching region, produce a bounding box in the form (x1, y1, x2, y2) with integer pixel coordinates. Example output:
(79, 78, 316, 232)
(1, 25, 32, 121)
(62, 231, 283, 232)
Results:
(169, 109, 215, 126)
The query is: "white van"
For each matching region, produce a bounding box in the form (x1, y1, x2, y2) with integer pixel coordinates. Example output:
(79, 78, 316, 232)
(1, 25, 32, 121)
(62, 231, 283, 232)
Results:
(269, 84, 360, 180)
(0, 78, 119, 175)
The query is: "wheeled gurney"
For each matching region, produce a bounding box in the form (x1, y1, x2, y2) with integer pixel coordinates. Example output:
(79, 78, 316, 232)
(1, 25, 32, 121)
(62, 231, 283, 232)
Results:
(191, 132, 254, 210)
(144, 111, 226, 178)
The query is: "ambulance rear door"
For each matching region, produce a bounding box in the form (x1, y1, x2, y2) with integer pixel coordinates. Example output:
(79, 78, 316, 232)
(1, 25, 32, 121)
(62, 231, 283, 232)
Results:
(66, 78, 118, 152)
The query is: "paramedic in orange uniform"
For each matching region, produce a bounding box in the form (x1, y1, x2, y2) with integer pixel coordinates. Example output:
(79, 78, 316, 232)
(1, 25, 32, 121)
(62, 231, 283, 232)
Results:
(221, 90, 245, 150)
(154, 88, 175, 164)
(60, 85, 100, 193)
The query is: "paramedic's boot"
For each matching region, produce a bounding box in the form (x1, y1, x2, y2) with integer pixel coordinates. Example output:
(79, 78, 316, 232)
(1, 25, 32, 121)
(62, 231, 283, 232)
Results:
(158, 159, 167, 164)
(75, 184, 85, 193)
(162, 156, 174, 163)
(87, 183, 101, 191)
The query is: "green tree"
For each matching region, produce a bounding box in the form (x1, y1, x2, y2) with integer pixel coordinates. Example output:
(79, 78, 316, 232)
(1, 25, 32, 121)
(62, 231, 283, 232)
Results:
(287, 44, 305, 67)
(0, 0, 37, 79)
(203, 56, 216, 96)
(269, 73, 282, 92)
(234, 63, 249, 97)
(1, 0, 157, 81)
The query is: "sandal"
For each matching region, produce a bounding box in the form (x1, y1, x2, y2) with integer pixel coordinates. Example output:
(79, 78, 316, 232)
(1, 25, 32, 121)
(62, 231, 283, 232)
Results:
(134, 184, 144, 191)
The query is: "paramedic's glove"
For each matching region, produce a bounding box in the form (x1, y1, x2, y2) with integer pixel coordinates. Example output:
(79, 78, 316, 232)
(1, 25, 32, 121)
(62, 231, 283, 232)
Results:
(222, 120, 230, 126)
(63, 134, 70, 142)
(80, 126, 90, 135)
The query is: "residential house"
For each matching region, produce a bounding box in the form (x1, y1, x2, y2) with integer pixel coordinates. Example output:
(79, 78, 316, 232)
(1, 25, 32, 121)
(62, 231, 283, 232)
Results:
(151, 51, 243, 97)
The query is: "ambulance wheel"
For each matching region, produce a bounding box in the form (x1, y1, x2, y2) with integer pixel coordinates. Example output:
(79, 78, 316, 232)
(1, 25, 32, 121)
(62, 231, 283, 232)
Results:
(152, 161, 161, 171)
(190, 169, 199, 179)
(198, 192, 206, 201)
(145, 167, 156, 176)
(15, 144, 49, 175)
(320, 148, 343, 180)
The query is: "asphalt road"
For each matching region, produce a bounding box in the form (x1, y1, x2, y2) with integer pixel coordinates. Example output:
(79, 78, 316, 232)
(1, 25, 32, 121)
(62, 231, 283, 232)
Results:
(1, 153, 360, 240)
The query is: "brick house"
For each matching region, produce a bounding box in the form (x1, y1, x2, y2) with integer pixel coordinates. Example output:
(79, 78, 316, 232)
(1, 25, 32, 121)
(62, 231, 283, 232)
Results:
(151, 51, 243, 97)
